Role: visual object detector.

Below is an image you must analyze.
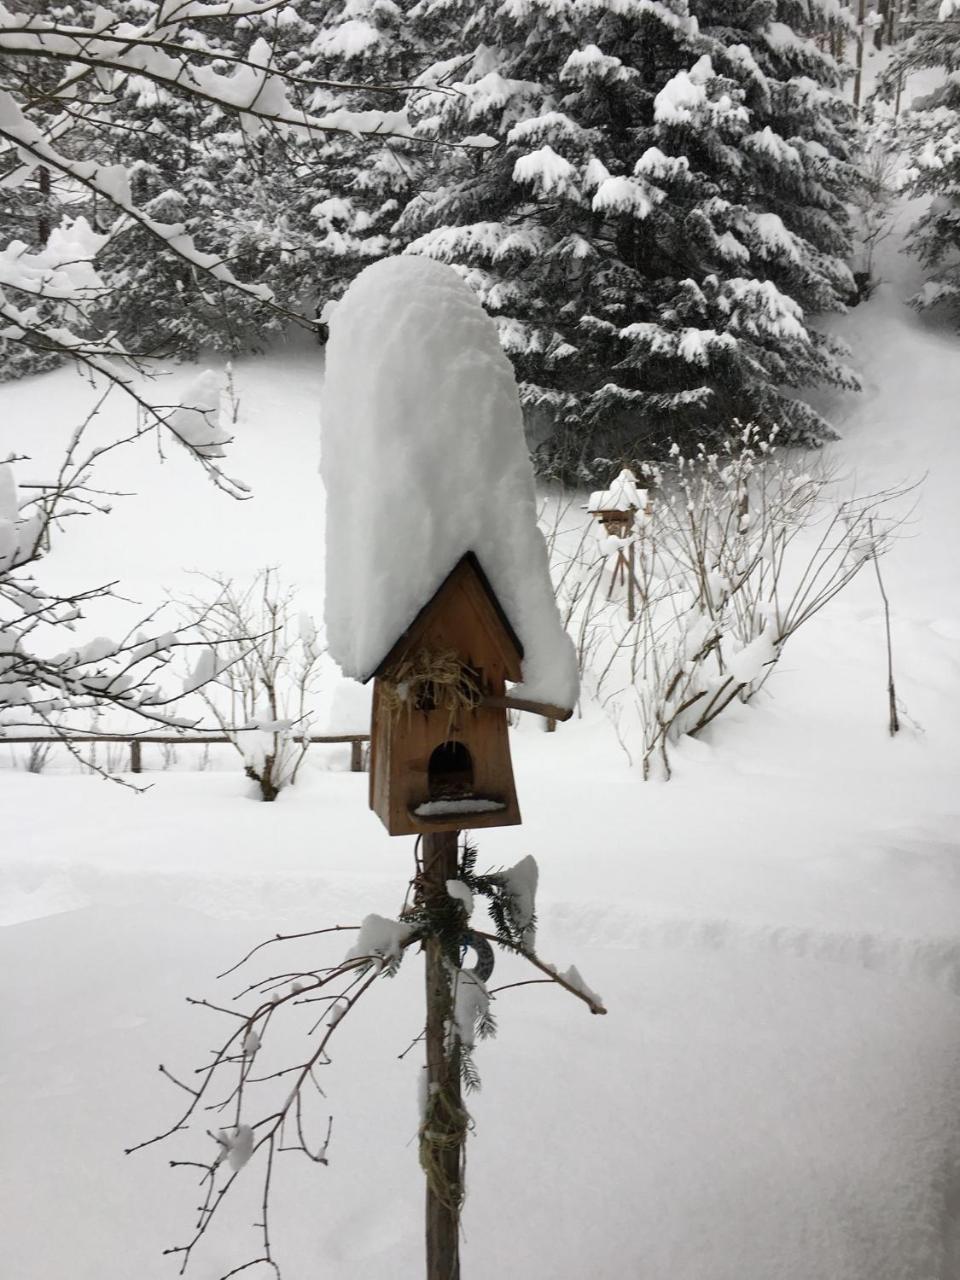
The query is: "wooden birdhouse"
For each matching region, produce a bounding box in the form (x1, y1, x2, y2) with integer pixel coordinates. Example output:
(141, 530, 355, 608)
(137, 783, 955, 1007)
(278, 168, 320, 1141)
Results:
(586, 468, 649, 622)
(366, 552, 537, 837)
(586, 467, 645, 538)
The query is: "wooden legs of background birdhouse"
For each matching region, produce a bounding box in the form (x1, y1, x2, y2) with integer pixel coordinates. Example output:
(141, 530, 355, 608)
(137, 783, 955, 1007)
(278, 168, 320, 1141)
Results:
(626, 539, 635, 623)
(421, 830, 465, 1280)
(606, 539, 638, 622)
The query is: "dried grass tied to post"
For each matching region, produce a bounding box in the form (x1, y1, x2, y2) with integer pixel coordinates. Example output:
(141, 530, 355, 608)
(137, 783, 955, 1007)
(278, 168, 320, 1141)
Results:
(380, 648, 483, 727)
(419, 1077, 470, 1213)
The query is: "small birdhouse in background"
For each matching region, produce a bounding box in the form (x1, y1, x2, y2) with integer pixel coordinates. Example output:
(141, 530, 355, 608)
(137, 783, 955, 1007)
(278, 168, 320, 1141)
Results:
(586, 468, 648, 622)
(586, 466, 646, 538)
(366, 552, 528, 837)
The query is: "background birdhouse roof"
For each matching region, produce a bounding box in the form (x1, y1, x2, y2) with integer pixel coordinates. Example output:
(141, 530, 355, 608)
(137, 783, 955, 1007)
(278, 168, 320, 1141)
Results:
(587, 467, 645, 515)
(321, 255, 579, 712)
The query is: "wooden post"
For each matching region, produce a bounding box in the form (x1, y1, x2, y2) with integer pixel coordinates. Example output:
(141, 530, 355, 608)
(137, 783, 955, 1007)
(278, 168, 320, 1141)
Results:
(350, 738, 363, 773)
(626, 539, 636, 623)
(420, 830, 463, 1280)
(130, 739, 142, 774)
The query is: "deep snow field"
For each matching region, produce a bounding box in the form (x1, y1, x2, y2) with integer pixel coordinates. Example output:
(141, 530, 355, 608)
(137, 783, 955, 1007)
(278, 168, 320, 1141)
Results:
(2, 204, 960, 1278)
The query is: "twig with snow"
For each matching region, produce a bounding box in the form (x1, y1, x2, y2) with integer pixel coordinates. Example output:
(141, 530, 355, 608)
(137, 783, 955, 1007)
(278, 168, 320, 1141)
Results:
(469, 930, 607, 1017)
(129, 934, 412, 1277)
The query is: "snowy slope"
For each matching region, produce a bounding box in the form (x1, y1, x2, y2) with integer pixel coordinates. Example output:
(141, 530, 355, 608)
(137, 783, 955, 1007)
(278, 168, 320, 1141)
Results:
(2, 209, 960, 1278)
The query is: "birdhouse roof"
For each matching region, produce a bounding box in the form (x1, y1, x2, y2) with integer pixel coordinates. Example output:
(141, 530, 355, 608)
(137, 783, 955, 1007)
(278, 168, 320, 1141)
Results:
(366, 551, 524, 683)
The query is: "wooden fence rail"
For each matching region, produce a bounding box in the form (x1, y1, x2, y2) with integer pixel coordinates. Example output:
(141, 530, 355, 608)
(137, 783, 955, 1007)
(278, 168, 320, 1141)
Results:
(1, 733, 370, 773)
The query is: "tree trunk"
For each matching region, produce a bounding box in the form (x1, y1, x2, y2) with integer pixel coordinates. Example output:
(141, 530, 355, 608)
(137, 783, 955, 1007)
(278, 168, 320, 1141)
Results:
(37, 164, 51, 246)
(420, 830, 464, 1280)
(854, 0, 867, 108)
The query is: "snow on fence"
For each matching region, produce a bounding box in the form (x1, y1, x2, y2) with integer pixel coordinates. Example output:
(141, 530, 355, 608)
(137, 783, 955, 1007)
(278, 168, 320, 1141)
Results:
(1, 732, 369, 774)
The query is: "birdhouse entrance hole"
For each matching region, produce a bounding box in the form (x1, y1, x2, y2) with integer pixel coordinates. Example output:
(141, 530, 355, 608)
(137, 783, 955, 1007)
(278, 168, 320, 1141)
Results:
(428, 741, 474, 799)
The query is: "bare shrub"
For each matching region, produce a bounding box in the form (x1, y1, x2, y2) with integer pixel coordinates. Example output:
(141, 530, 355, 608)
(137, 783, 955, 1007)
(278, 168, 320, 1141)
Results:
(179, 571, 325, 801)
(546, 425, 913, 777)
(24, 739, 53, 773)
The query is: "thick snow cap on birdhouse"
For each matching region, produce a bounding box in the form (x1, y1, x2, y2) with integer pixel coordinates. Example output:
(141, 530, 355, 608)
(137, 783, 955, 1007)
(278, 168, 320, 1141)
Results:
(587, 467, 645, 516)
(320, 255, 579, 713)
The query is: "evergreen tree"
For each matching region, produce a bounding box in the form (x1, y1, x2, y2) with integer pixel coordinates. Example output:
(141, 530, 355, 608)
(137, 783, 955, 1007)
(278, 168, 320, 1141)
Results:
(0, 0, 89, 379)
(401, 0, 861, 478)
(94, 0, 424, 356)
(92, 1, 314, 356)
(301, 0, 427, 307)
(879, 1, 960, 323)
(92, 62, 234, 356)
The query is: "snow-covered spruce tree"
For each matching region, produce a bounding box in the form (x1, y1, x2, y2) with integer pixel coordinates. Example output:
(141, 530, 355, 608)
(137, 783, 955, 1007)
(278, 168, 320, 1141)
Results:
(401, 0, 861, 479)
(91, 55, 238, 357)
(93, 0, 318, 356)
(0, 0, 444, 732)
(0, 0, 86, 380)
(293, 0, 429, 311)
(878, 1, 960, 322)
(92, 0, 427, 357)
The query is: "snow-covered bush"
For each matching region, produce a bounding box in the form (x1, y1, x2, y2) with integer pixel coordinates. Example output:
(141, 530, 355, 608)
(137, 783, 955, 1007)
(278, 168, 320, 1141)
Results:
(549, 426, 910, 778)
(177, 570, 325, 801)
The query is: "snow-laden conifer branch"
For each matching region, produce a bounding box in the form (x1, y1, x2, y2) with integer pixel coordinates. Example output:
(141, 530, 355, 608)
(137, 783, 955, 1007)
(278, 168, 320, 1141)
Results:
(0, 89, 283, 310)
(0, 4, 412, 126)
(4, 21, 414, 104)
(0, 2, 471, 148)
(468, 929, 607, 1016)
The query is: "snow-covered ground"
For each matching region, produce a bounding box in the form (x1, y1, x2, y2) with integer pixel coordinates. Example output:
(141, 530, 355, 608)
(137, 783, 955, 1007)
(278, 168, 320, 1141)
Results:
(2, 207, 960, 1278)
